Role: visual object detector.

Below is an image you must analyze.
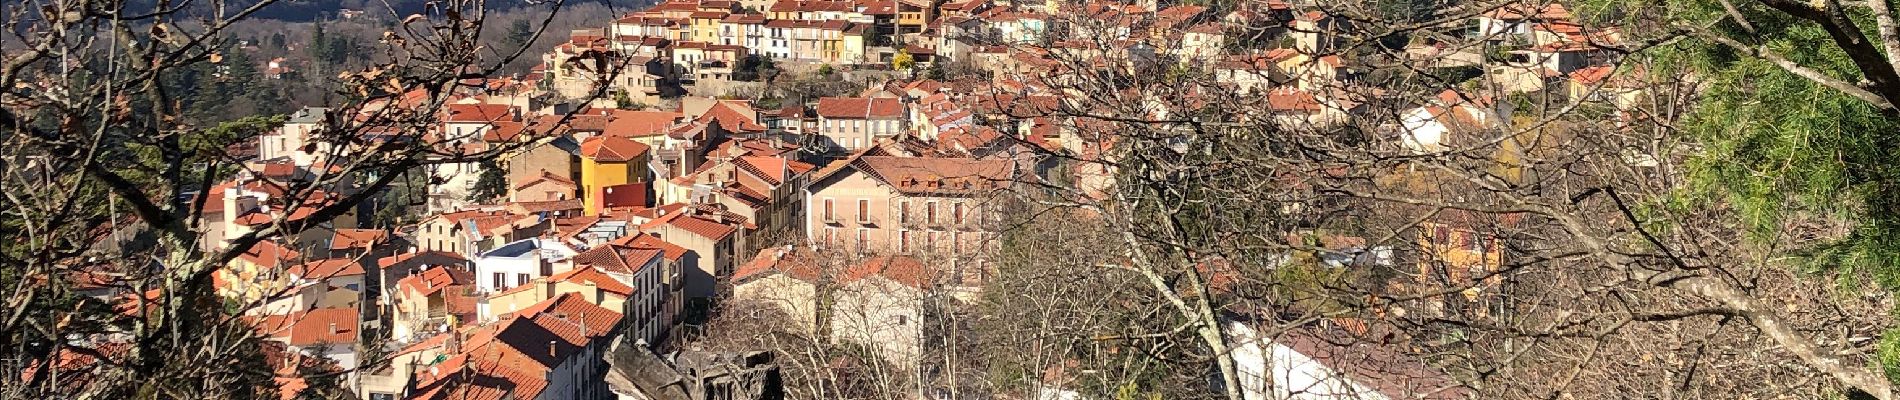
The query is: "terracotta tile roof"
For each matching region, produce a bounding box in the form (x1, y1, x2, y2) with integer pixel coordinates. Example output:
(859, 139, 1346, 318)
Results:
(734, 156, 796, 185)
(397, 265, 475, 297)
(568, 244, 665, 275)
(18, 342, 129, 389)
(611, 232, 689, 261)
(697, 101, 768, 132)
(647, 0, 700, 13)
(1154, 5, 1208, 27)
(640, 205, 749, 240)
(847, 156, 1019, 196)
(604, 109, 683, 138)
(329, 229, 387, 251)
(287, 258, 366, 280)
(934, 126, 1004, 153)
(379, 250, 469, 269)
(239, 241, 302, 269)
(1267, 87, 1324, 113)
(506, 199, 584, 214)
(815, 97, 905, 119)
(514, 292, 626, 341)
(257, 307, 359, 346)
(512, 170, 578, 191)
(580, 135, 652, 163)
(722, 13, 768, 23)
(1569, 65, 1613, 85)
(903, 79, 944, 94)
(556, 266, 638, 296)
(734, 246, 824, 283)
(443, 104, 518, 124)
(860, 0, 897, 15)
(840, 255, 932, 288)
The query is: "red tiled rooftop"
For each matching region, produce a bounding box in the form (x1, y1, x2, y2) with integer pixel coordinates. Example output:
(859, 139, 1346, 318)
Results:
(238, 241, 302, 269)
(443, 104, 518, 124)
(734, 246, 824, 283)
(329, 229, 387, 251)
(396, 265, 475, 297)
(287, 258, 366, 280)
(257, 307, 359, 346)
(840, 255, 932, 288)
(579, 135, 653, 163)
(815, 97, 905, 119)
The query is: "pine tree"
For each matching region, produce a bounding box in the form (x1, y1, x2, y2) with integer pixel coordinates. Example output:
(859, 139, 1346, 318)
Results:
(467, 160, 510, 203)
(309, 21, 329, 62)
(505, 19, 535, 51)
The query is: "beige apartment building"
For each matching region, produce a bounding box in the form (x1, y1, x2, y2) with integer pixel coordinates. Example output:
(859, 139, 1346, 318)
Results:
(803, 155, 1016, 265)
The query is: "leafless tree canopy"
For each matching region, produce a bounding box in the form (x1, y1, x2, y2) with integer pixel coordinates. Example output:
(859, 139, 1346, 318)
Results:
(0, 0, 621, 397)
(8, 0, 1900, 399)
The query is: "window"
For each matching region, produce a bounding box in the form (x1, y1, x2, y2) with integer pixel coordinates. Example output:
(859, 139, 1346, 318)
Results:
(857, 199, 870, 223)
(895, 315, 908, 325)
(823, 198, 835, 221)
(899, 230, 911, 253)
(926, 202, 938, 225)
(825, 228, 838, 247)
(899, 201, 911, 224)
(925, 231, 938, 252)
(953, 203, 966, 225)
(493, 273, 507, 290)
(517, 273, 531, 287)
(856, 229, 869, 249)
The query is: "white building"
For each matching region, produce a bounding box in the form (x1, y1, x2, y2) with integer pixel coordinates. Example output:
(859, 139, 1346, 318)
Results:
(472, 237, 580, 294)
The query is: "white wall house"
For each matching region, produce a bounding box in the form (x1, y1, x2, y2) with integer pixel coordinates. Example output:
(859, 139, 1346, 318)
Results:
(472, 237, 579, 294)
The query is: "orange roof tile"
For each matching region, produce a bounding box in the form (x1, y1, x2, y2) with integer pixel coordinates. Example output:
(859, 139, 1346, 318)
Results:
(397, 265, 475, 297)
(444, 104, 518, 124)
(568, 245, 666, 275)
(579, 135, 652, 163)
(604, 109, 683, 138)
(734, 246, 824, 283)
(329, 229, 387, 251)
(840, 255, 932, 288)
(512, 170, 578, 191)
(239, 241, 302, 269)
(287, 258, 366, 280)
(611, 233, 689, 261)
(846, 156, 1019, 196)
(257, 307, 359, 346)
(640, 205, 748, 240)
(815, 97, 905, 119)
(697, 101, 768, 132)
(379, 250, 469, 269)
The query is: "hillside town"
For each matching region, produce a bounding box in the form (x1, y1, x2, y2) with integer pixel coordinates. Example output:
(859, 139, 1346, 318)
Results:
(14, 0, 1677, 398)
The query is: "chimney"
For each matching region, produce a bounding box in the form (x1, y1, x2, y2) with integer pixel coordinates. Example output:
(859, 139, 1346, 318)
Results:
(548, 340, 558, 358)
(328, 323, 338, 335)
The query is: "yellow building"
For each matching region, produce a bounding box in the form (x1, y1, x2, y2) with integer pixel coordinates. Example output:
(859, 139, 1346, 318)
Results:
(691, 11, 728, 44)
(579, 135, 653, 215)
